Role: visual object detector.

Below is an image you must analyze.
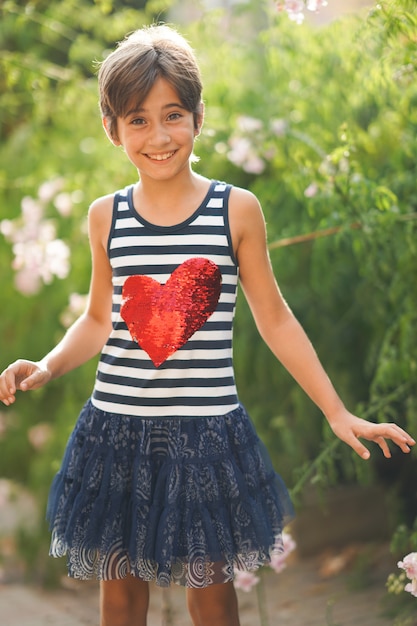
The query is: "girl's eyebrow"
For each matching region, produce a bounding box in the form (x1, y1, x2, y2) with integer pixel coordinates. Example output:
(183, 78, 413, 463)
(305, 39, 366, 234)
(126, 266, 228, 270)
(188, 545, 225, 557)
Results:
(124, 102, 186, 118)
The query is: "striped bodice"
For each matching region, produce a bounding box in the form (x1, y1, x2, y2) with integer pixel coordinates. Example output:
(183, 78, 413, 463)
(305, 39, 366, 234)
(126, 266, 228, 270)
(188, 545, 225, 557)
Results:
(91, 180, 240, 418)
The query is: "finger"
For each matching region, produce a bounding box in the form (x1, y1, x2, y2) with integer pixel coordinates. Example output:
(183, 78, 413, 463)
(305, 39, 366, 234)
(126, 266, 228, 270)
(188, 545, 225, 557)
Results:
(18, 371, 42, 391)
(0, 370, 17, 405)
(1, 394, 16, 407)
(375, 436, 391, 459)
(361, 424, 415, 452)
(397, 441, 411, 454)
(396, 427, 416, 444)
(20, 366, 50, 392)
(347, 436, 371, 460)
(396, 432, 415, 448)
(383, 427, 415, 451)
(4, 369, 17, 395)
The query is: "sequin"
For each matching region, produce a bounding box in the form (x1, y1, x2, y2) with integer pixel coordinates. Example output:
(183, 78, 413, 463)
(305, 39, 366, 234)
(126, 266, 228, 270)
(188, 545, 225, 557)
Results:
(120, 257, 222, 367)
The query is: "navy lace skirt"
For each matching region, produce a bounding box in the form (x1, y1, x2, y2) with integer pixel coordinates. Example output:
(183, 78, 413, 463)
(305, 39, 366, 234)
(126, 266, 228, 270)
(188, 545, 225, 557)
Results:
(47, 399, 294, 587)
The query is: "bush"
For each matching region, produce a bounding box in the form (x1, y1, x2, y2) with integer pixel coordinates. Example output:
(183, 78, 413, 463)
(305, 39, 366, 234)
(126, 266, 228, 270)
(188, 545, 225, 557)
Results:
(0, 0, 416, 582)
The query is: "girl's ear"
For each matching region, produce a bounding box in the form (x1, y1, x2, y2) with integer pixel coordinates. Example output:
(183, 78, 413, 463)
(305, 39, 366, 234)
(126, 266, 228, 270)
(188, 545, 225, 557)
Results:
(195, 102, 205, 136)
(102, 117, 121, 146)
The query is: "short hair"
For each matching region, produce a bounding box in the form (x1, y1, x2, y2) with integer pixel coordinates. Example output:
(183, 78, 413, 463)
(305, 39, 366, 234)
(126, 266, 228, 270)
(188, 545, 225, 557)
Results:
(98, 24, 203, 140)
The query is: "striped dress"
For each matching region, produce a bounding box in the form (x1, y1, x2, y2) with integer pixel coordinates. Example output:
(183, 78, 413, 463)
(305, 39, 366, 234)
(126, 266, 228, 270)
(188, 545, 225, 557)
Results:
(92, 179, 240, 418)
(47, 179, 294, 587)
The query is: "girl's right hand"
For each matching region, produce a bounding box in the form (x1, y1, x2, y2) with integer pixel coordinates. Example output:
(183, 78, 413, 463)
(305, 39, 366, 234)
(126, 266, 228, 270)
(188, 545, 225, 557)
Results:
(0, 360, 51, 406)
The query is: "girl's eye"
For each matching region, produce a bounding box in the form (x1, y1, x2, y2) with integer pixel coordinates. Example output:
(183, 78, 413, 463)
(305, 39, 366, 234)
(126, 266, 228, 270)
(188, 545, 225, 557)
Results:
(131, 117, 146, 125)
(167, 112, 182, 121)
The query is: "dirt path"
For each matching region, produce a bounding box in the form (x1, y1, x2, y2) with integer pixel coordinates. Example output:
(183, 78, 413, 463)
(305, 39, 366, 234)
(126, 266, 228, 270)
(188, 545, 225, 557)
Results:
(0, 546, 397, 626)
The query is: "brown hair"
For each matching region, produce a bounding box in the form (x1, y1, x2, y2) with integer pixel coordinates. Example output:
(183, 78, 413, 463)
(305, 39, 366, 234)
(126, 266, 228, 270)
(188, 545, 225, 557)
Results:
(98, 24, 203, 140)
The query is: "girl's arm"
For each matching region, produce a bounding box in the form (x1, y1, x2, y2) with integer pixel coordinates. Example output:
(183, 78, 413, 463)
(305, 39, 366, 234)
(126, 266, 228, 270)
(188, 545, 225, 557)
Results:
(229, 187, 415, 459)
(0, 195, 114, 406)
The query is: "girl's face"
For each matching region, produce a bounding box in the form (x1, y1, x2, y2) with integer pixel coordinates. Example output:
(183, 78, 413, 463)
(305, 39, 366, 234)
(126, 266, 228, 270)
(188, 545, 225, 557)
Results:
(105, 77, 203, 183)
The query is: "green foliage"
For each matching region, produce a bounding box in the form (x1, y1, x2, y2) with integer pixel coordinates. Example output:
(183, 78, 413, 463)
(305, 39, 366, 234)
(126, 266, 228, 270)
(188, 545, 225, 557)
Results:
(191, 0, 417, 498)
(0, 0, 174, 583)
(384, 521, 417, 623)
(0, 0, 416, 585)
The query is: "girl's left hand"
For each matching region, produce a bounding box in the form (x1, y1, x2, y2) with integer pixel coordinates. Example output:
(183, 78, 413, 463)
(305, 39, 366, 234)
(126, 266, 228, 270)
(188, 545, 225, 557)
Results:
(327, 410, 415, 459)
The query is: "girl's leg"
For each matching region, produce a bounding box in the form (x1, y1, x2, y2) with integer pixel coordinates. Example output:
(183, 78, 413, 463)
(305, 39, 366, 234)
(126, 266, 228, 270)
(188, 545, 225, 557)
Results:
(186, 581, 240, 626)
(100, 575, 149, 626)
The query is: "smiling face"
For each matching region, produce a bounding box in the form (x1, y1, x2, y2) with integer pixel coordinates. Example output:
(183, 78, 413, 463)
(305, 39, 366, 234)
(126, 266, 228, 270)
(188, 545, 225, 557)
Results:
(104, 78, 203, 183)
(98, 25, 203, 144)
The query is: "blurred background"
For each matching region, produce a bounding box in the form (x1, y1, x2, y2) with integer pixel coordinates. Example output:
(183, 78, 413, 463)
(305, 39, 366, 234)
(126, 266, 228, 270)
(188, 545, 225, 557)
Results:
(0, 0, 416, 621)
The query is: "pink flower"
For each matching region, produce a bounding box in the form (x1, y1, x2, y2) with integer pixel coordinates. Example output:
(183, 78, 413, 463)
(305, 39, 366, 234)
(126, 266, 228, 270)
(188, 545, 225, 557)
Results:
(398, 553, 417, 598)
(270, 531, 297, 574)
(14, 267, 41, 296)
(227, 137, 265, 174)
(0, 219, 14, 237)
(54, 192, 73, 216)
(28, 423, 53, 451)
(276, 0, 304, 12)
(277, 0, 305, 23)
(60, 292, 88, 328)
(21, 195, 44, 224)
(227, 137, 252, 168)
(304, 182, 319, 198)
(233, 569, 260, 592)
(242, 156, 265, 175)
(237, 116, 263, 133)
(43, 239, 71, 281)
(398, 553, 417, 581)
(306, 0, 328, 11)
(38, 178, 64, 203)
(276, 0, 328, 23)
(271, 118, 287, 137)
(270, 553, 287, 574)
(285, 0, 305, 9)
(288, 10, 305, 24)
(405, 579, 417, 598)
(2, 188, 72, 295)
(282, 531, 297, 554)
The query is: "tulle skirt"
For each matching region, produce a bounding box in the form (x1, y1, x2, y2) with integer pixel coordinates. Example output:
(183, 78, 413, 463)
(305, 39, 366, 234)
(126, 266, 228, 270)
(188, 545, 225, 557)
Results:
(47, 399, 294, 588)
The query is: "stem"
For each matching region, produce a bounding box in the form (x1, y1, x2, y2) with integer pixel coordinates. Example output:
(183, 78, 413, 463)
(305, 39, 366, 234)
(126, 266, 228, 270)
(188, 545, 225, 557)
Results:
(255, 568, 270, 626)
(268, 222, 361, 250)
(325, 599, 340, 626)
(268, 214, 417, 251)
(290, 438, 340, 500)
(289, 382, 411, 500)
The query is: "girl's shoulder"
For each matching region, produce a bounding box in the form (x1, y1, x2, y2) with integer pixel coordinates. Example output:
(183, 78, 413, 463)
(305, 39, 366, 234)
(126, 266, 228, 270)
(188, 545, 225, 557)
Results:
(227, 185, 266, 259)
(88, 192, 116, 245)
(88, 192, 115, 218)
(228, 184, 258, 203)
(228, 185, 263, 224)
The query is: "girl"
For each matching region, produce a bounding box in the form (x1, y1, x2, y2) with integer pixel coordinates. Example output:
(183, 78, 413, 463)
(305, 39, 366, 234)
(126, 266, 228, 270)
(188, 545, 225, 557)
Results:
(0, 24, 414, 626)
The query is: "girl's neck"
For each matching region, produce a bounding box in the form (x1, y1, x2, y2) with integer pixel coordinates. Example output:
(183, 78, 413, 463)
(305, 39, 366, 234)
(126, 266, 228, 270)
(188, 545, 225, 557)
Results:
(133, 172, 210, 227)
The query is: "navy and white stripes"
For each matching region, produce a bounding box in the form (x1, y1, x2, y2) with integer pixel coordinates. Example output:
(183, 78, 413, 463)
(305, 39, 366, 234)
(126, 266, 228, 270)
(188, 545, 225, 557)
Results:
(92, 181, 240, 418)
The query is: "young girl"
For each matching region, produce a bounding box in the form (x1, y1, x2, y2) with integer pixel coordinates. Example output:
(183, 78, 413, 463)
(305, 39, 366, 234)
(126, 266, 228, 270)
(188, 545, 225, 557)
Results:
(0, 24, 414, 626)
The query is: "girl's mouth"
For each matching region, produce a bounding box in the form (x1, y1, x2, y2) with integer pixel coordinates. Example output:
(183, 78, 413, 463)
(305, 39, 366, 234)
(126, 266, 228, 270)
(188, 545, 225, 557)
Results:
(146, 151, 176, 161)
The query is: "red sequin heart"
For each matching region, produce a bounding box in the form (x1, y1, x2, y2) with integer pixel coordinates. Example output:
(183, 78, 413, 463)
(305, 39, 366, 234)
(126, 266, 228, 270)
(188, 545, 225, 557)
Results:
(120, 257, 222, 367)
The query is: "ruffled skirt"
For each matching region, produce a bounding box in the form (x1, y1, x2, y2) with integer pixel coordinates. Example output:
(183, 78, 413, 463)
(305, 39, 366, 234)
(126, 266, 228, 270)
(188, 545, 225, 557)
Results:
(47, 399, 293, 587)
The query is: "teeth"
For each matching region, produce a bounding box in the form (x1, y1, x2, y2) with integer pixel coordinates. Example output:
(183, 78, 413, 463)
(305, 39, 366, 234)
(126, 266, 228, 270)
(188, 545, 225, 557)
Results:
(148, 152, 174, 161)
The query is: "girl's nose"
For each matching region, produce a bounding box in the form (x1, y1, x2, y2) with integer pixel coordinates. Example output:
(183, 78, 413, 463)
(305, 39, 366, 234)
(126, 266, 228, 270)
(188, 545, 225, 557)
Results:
(149, 124, 170, 146)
